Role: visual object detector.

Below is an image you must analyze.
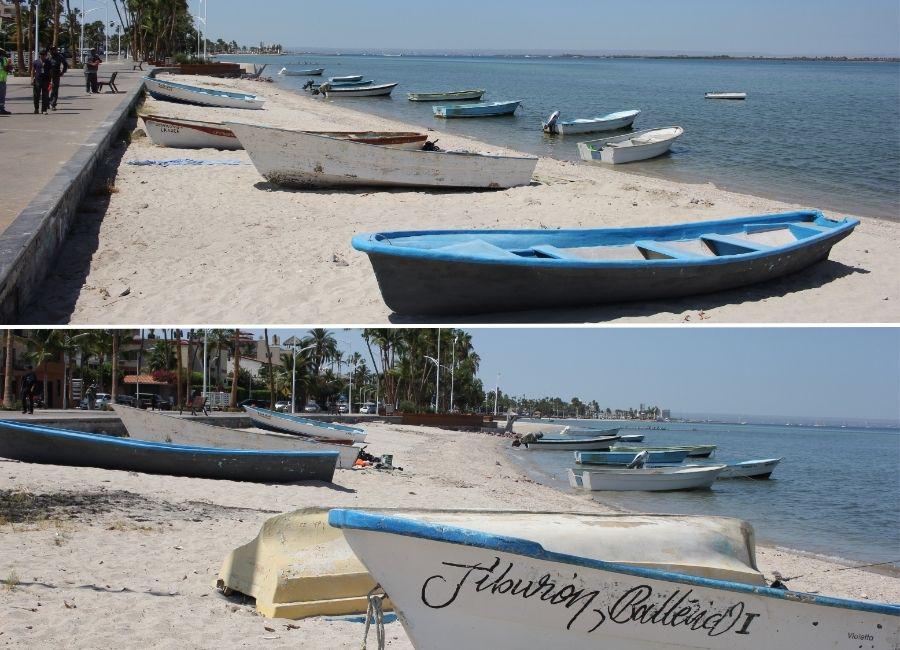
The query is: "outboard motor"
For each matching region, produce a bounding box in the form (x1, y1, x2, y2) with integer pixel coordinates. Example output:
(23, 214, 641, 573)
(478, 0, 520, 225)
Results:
(543, 110, 561, 133)
(626, 450, 650, 469)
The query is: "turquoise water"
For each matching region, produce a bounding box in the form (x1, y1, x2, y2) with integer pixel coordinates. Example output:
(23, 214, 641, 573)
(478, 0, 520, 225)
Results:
(510, 420, 900, 570)
(223, 54, 900, 219)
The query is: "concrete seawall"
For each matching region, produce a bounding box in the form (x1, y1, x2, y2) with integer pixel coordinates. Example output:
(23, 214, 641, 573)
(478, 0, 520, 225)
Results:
(0, 76, 145, 324)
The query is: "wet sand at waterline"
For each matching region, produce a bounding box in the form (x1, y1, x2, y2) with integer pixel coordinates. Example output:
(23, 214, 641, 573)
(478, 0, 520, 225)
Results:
(29, 73, 900, 324)
(1, 422, 898, 649)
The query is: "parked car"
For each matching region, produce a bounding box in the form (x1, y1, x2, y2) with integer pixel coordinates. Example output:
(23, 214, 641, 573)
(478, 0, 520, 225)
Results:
(115, 395, 137, 407)
(274, 401, 291, 412)
(95, 393, 111, 409)
(239, 399, 271, 409)
(303, 402, 320, 413)
(337, 403, 349, 413)
(359, 402, 377, 414)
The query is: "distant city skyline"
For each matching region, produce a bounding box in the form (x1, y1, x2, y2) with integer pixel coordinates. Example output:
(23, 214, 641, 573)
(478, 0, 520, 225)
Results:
(183, 0, 900, 58)
(253, 328, 900, 422)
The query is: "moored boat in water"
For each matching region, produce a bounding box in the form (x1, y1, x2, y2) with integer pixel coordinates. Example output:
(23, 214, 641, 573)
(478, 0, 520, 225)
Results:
(717, 457, 783, 479)
(329, 74, 364, 82)
(433, 100, 521, 118)
(321, 82, 398, 98)
(568, 464, 725, 491)
(0, 419, 337, 482)
(613, 444, 717, 458)
(229, 122, 537, 189)
(543, 109, 641, 135)
(575, 449, 689, 465)
(706, 91, 747, 100)
(144, 76, 265, 109)
(515, 432, 620, 451)
(577, 126, 683, 164)
(279, 67, 324, 76)
(408, 89, 485, 102)
(351, 210, 858, 315)
(329, 509, 900, 649)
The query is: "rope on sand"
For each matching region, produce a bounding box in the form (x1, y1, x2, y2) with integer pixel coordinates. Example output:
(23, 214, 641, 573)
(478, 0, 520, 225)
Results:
(361, 585, 387, 650)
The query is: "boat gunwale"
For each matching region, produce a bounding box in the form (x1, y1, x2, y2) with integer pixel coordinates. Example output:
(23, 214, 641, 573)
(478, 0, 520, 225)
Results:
(142, 114, 238, 137)
(0, 420, 340, 458)
(328, 509, 900, 616)
(351, 210, 859, 269)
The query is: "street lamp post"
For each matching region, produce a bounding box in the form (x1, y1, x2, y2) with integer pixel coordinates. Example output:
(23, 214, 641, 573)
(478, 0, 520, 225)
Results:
(424, 356, 447, 414)
(449, 333, 458, 413)
(291, 343, 316, 414)
(33, 0, 38, 60)
(79, 5, 100, 61)
(494, 372, 501, 416)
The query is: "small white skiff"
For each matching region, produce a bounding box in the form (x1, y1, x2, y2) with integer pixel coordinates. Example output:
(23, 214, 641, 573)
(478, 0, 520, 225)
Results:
(577, 126, 684, 164)
(321, 82, 398, 97)
(543, 109, 641, 135)
(705, 92, 747, 100)
(142, 115, 242, 150)
(144, 76, 265, 109)
(243, 405, 367, 445)
(567, 464, 724, 491)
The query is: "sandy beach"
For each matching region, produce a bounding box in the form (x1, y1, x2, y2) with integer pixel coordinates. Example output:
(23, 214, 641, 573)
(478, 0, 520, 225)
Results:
(27, 74, 900, 325)
(1, 420, 897, 649)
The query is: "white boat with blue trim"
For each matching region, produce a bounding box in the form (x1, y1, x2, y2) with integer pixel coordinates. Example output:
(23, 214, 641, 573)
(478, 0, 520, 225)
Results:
(568, 464, 725, 491)
(243, 405, 367, 445)
(144, 76, 265, 109)
(352, 210, 858, 315)
(279, 67, 324, 76)
(717, 457, 783, 479)
(330, 509, 899, 649)
(543, 109, 641, 135)
(578, 126, 683, 164)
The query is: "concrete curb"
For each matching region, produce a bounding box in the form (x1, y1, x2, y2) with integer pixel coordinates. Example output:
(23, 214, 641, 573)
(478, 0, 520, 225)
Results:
(0, 78, 146, 324)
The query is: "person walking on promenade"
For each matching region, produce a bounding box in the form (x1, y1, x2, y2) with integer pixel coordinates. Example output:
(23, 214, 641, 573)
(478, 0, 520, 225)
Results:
(31, 49, 52, 114)
(48, 45, 69, 110)
(21, 366, 38, 414)
(85, 48, 102, 94)
(0, 47, 11, 115)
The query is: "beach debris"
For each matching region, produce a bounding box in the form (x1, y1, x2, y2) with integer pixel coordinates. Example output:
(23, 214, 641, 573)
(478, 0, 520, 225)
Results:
(332, 253, 349, 266)
(126, 159, 244, 167)
(63, 600, 76, 609)
(130, 127, 146, 140)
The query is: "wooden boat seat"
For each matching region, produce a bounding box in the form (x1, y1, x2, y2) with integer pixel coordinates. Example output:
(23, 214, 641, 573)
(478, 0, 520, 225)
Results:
(531, 244, 644, 261)
(432, 239, 520, 259)
(635, 240, 708, 260)
(700, 233, 773, 255)
(737, 225, 798, 247)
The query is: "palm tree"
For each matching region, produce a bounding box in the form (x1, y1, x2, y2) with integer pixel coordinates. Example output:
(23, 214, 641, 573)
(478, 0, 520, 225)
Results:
(3, 329, 15, 408)
(14, 0, 24, 73)
(228, 329, 243, 408)
(263, 329, 276, 407)
(206, 329, 230, 390)
(23, 330, 60, 407)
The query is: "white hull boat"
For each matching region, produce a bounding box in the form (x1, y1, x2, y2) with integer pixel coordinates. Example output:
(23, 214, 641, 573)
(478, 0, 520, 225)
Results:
(718, 458, 782, 479)
(243, 405, 367, 445)
(578, 126, 684, 164)
(112, 404, 361, 468)
(322, 82, 398, 97)
(543, 109, 641, 135)
(618, 434, 644, 442)
(142, 115, 242, 150)
(706, 92, 747, 100)
(144, 76, 265, 109)
(408, 89, 485, 102)
(518, 432, 620, 451)
(228, 122, 538, 189)
(329, 509, 900, 650)
(330, 74, 363, 83)
(568, 464, 724, 491)
(279, 67, 324, 76)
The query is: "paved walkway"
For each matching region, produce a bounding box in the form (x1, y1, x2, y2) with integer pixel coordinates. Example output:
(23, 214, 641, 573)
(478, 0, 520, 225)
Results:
(0, 60, 145, 233)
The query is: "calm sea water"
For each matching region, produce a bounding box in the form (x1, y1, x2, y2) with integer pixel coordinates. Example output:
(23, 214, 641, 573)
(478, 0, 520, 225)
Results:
(223, 54, 900, 219)
(510, 420, 900, 570)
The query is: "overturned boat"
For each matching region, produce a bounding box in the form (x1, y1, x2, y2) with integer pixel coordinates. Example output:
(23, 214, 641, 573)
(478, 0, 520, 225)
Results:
(228, 122, 537, 189)
(351, 210, 858, 315)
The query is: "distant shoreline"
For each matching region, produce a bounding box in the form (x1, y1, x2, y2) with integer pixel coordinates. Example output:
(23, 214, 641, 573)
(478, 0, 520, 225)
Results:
(271, 52, 900, 63)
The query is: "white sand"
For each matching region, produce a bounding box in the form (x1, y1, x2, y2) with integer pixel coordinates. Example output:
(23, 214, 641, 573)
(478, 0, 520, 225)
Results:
(30, 74, 900, 324)
(1, 422, 897, 648)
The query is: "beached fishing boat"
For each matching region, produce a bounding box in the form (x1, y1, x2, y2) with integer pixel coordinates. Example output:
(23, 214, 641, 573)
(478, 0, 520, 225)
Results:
(142, 115, 242, 150)
(543, 109, 641, 135)
(351, 210, 858, 315)
(433, 100, 521, 118)
(516, 432, 620, 451)
(307, 78, 374, 90)
(321, 82, 398, 98)
(578, 126, 683, 164)
(718, 458, 783, 479)
(143, 76, 265, 109)
(279, 67, 324, 76)
(112, 405, 361, 469)
(408, 89, 485, 102)
(329, 74, 364, 82)
(0, 419, 337, 482)
(706, 92, 747, 100)
(329, 509, 899, 650)
(568, 465, 725, 491)
(575, 449, 689, 465)
(243, 405, 367, 445)
(618, 434, 644, 442)
(229, 122, 538, 189)
(613, 444, 717, 458)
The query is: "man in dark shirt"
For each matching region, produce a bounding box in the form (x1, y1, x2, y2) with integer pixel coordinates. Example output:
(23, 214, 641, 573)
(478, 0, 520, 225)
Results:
(21, 366, 38, 414)
(31, 49, 51, 114)
(86, 49, 102, 94)
(48, 45, 68, 110)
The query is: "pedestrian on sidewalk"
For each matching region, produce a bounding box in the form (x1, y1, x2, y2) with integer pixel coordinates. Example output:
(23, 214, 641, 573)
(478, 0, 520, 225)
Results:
(0, 47, 11, 115)
(85, 48, 102, 94)
(31, 49, 52, 114)
(48, 45, 68, 110)
(21, 366, 37, 414)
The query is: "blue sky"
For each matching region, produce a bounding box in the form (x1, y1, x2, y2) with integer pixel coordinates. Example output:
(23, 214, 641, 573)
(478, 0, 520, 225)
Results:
(170, 0, 900, 56)
(255, 328, 900, 421)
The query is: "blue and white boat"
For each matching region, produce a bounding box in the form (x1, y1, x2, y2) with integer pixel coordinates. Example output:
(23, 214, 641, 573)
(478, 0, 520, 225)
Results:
(0, 420, 337, 482)
(718, 458, 783, 479)
(144, 76, 265, 109)
(433, 100, 521, 118)
(352, 210, 858, 315)
(330, 509, 899, 649)
(330, 74, 364, 83)
(243, 405, 367, 445)
(575, 449, 689, 465)
(543, 109, 641, 135)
